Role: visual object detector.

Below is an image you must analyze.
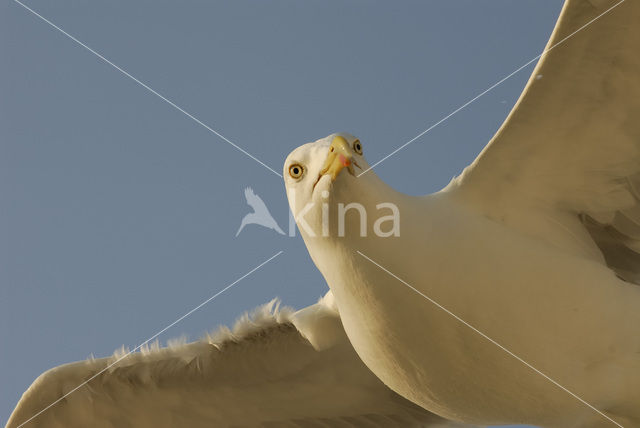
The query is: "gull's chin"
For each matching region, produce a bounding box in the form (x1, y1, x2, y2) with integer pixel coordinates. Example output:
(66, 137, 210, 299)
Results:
(311, 174, 333, 200)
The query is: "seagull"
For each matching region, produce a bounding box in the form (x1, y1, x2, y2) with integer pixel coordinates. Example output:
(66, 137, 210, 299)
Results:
(6, 292, 469, 428)
(235, 187, 285, 237)
(282, 1, 640, 427)
(7, 1, 638, 428)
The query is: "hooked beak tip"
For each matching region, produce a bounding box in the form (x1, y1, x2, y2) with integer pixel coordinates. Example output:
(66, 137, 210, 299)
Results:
(317, 136, 361, 184)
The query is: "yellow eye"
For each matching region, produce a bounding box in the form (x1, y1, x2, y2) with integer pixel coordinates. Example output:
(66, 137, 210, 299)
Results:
(289, 163, 304, 179)
(353, 139, 363, 155)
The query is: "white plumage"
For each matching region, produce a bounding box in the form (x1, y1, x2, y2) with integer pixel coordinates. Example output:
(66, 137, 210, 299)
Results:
(7, 293, 465, 428)
(8, 1, 640, 427)
(281, 1, 640, 427)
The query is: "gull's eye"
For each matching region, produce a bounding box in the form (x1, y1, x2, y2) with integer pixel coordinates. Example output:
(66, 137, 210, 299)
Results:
(289, 163, 304, 179)
(353, 139, 363, 155)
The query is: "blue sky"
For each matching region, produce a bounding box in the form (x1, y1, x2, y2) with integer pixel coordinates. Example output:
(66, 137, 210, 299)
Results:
(1, 1, 563, 425)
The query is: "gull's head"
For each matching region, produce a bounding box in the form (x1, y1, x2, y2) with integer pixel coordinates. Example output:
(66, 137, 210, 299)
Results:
(283, 133, 372, 237)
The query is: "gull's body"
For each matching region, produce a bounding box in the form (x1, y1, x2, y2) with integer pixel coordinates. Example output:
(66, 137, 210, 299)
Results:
(283, 1, 640, 426)
(8, 1, 639, 427)
(290, 165, 640, 427)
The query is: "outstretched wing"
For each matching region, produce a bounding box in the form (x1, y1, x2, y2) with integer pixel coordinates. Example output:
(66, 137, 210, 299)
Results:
(7, 292, 467, 428)
(450, 0, 640, 284)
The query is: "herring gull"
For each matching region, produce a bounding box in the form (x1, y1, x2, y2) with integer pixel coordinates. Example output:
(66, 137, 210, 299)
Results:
(282, 1, 640, 427)
(8, 0, 640, 427)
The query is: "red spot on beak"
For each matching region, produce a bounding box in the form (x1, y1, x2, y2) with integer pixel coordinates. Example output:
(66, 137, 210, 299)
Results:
(339, 154, 351, 166)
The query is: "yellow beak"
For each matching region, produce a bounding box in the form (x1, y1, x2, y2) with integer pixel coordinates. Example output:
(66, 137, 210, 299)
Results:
(319, 136, 359, 181)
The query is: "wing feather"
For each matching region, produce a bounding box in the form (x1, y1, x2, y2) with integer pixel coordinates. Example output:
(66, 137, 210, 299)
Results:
(450, 0, 640, 284)
(7, 294, 467, 428)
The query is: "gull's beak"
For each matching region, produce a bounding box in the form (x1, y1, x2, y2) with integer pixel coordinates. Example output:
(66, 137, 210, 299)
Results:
(318, 136, 360, 181)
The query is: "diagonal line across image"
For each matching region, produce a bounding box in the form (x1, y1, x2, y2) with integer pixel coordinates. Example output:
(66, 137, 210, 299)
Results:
(14, 250, 284, 428)
(13, 0, 283, 178)
(357, 250, 624, 428)
(357, 0, 625, 177)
